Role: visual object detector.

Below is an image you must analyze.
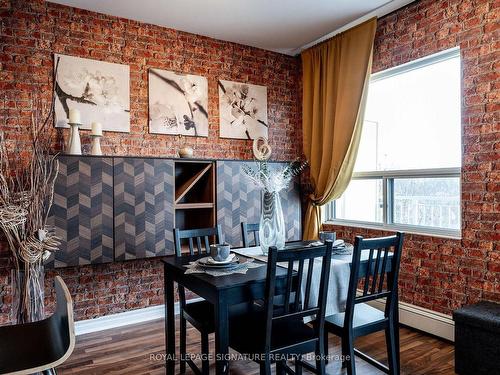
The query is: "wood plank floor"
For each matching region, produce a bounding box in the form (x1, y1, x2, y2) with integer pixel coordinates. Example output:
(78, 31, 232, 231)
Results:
(58, 319, 454, 374)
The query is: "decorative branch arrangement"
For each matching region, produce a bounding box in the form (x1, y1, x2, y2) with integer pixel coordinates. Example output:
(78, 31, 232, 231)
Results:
(0, 97, 60, 323)
(243, 138, 306, 193)
(242, 158, 306, 193)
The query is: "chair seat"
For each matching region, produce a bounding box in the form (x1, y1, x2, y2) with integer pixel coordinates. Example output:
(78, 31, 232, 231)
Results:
(229, 310, 317, 359)
(325, 303, 386, 333)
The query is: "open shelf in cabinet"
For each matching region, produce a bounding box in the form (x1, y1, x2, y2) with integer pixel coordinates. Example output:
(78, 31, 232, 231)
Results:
(174, 160, 216, 231)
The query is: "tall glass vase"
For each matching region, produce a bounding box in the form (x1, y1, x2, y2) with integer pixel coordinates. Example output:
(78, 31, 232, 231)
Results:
(11, 261, 45, 324)
(259, 191, 286, 255)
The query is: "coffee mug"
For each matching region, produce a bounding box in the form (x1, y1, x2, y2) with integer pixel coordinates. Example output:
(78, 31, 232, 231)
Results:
(210, 243, 231, 262)
(319, 231, 336, 243)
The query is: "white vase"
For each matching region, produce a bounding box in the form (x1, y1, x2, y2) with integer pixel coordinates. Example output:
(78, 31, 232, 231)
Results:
(259, 191, 286, 255)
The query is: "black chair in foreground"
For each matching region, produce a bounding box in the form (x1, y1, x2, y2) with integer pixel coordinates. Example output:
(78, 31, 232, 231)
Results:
(0, 276, 75, 375)
(241, 222, 260, 247)
(324, 232, 404, 375)
(229, 241, 333, 375)
(173, 225, 223, 375)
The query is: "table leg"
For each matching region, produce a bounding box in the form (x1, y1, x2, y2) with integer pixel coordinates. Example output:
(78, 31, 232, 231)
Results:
(215, 292, 229, 375)
(164, 266, 175, 375)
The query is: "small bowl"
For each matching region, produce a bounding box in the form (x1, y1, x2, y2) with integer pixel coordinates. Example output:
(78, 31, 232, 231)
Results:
(178, 146, 194, 158)
(210, 243, 231, 262)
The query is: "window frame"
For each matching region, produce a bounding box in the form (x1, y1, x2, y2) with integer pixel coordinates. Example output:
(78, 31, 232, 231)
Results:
(324, 48, 462, 239)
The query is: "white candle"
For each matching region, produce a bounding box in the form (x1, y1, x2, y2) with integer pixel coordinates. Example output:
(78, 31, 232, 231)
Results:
(92, 122, 103, 136)
(68, 108, 81, 124)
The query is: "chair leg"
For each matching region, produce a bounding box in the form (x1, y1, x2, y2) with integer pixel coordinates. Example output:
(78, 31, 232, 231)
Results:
(179, 315, 187, 374)
(315, 342, 326, 375)
(201, 332, 210, 375)
(324, 330, 329, 364)
(342, 335, 356, 375)
(386, 321, 399, 375)
(276, 360, 286, 375)
(295, 355, 303, 375)
(259, 359, 272, 375)
(341, 335, 348, 369)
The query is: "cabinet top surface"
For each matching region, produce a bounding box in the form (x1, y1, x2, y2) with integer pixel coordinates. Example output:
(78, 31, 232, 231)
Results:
(53, 154, 296, 163)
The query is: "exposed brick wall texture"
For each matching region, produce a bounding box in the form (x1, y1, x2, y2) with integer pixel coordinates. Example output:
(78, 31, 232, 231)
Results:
(325, 0, 499, 315)
(0, 0, 301, 323)
(0, 0, 498, 323)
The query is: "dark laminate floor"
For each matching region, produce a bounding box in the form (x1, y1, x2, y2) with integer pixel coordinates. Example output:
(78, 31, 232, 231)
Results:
(57, 318, 454, 374)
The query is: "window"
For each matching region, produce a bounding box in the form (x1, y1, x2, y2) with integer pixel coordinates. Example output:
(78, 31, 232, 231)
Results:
(325, 48, 462, 237)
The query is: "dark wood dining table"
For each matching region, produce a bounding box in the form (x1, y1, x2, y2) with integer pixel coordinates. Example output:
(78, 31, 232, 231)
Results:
(162, 242, 398, 375)
(162, 252, 287, 375)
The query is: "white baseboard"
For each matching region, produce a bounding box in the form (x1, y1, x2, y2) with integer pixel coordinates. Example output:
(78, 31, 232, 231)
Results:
(75, 297, 206, 335)
(75, 303, 174, 336)
(76, 299, 455, 342)
(368, 300, 455, 341)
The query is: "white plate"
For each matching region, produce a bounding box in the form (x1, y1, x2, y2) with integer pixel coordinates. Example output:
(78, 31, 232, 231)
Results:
(198, 256, 240, 269)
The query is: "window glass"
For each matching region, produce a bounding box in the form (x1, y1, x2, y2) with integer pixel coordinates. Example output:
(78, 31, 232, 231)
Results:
(334, 179, 383, 223)
(392, 177, 460, 230)
(355, 55, 461, 172)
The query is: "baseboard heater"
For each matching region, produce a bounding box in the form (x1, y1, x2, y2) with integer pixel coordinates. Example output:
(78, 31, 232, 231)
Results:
(367, 299, 454, 341)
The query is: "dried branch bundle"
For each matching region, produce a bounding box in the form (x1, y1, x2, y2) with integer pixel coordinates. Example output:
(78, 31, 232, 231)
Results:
(0, 96, 60, 322)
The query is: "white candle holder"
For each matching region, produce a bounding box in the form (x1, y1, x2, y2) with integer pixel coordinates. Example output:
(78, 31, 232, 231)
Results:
(67, 122, 82, 155)
(91, 134, 103, 156)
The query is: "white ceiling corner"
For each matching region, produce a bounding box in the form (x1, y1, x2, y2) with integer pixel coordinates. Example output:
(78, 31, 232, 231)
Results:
(47, 0, 416, 56)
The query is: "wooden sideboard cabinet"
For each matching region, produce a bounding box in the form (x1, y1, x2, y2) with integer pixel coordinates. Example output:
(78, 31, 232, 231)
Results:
(113, 158, 175, 261)
(47, 156, 114, 268)
(47, 156, 302, 268)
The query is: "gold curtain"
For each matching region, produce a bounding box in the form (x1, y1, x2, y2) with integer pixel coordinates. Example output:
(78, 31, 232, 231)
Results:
(301, 18, 377, 240)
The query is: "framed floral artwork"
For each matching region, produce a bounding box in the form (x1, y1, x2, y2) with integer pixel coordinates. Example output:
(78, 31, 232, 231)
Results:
(54, 54, 130, 133)
(148, 68, 209, 137)
(218, 80, 268, 140)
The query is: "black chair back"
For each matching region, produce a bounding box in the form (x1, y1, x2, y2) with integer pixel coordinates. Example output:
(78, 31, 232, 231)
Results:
(263, 242, 333, 353)
(0, 276, 75, 374)
(241, 222, 260, 247)
(173, 225, 222, 257)
(345, 232, 404, 326)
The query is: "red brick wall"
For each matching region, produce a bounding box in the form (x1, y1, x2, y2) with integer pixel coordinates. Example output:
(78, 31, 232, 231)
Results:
(325, 0, 499, 315)
(0, 0, 301, 323)
(0, 0, 498, 324)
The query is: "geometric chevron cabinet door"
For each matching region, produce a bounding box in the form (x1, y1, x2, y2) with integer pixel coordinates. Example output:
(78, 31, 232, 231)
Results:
(113, 158, 175, 260)
(216, 160, 261, 247)
(268, 162, 303, 242)
(47, 156, 114, 268)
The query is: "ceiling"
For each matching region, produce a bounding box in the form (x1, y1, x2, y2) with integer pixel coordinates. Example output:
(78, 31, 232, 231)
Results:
(48, 0, 409, 55)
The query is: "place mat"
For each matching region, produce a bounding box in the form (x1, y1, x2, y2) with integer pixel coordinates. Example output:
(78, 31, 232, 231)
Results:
(184, 257, 264, 277)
